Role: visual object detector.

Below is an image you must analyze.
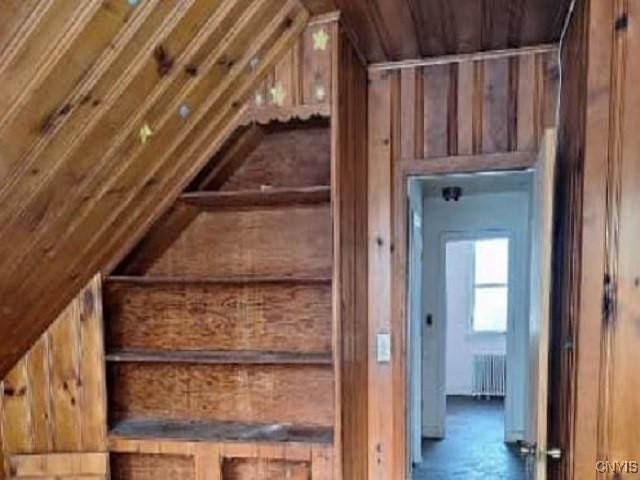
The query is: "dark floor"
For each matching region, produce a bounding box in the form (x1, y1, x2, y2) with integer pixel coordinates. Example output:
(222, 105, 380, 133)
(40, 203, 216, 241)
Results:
(412, 396, 526, 480)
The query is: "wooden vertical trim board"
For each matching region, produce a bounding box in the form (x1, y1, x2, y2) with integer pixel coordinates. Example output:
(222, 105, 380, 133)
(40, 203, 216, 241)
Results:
(457, 61, 474, 155)
(517, 53, 536, 151)
(195, 443, 221, 480)
(507, 57, 519, 151)
(48, 302, 82, 451)
(571, 0, 613, 478)
(1, 359, 32, 455)
(472, 60, 484, 154)
(78, 276, 108, 451)
(330, 18, 342, 480)
(367, 68, 394, 480)
(447, 63, 459, 156)
(25, 336, 53, 452)
(312, 445, 333, 479)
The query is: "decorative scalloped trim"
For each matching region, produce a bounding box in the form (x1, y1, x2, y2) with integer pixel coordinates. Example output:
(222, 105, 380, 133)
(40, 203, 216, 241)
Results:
(238, 104, 331, 126)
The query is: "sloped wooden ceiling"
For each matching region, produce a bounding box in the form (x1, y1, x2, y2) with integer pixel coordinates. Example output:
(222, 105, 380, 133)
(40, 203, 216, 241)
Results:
(0, 0, 309, 377)
(305, 0, 572, 62)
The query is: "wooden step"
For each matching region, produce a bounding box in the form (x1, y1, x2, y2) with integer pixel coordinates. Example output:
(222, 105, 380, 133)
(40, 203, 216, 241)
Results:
(179, 186, 331, 209)
(106, 274, 332, 285)
(109, 419, 334, 445)
(105, 349, 333, 366)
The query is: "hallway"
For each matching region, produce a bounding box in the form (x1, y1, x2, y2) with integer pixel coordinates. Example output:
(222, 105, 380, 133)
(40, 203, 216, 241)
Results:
(413, 396, 525, 480)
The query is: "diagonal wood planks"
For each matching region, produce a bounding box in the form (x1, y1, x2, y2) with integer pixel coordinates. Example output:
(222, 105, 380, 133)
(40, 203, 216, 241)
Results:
(0, 0, 309, 377)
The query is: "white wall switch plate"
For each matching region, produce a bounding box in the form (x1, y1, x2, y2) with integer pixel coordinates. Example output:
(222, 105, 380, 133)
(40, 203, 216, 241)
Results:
(377, 333, 391, 363)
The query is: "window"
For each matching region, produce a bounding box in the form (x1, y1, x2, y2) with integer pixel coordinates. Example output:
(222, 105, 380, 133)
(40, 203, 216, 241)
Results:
(471, 237, 509, 333)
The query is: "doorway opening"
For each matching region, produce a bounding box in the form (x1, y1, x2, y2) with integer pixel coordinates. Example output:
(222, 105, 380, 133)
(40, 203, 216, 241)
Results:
(407, 169, 543, 480)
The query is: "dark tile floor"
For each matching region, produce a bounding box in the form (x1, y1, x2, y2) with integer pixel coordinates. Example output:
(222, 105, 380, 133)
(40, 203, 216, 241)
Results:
(412, 396, 526, 480)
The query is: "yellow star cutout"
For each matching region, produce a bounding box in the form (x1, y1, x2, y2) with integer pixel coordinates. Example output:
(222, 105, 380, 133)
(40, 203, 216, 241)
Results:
(313, 28, 329, 51)
(270, 84, 286, 107)
(139, 123, 154, 144)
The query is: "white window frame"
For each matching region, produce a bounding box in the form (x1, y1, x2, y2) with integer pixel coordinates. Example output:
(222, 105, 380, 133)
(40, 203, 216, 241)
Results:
(470, 236, 510, 334)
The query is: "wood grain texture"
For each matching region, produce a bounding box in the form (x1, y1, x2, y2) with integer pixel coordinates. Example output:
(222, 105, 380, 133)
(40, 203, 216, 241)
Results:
(111, 453, 195, 480)
(367, 48, 559, 480)
(336, 0, 571, 62)
(221, 457, 310, 479)
(241, 18, 335, 125)
(609, 0, 640, 470)
(109, 438, 333, 480)
(382, 49, 558, 160)
(0, 0, 309, 378)
(146, 205, 332, 278)
(108, 363, 334, 427)
(553, 1, 640, 479)
(9, 452, 108, 478)
(0, 277, 107, 477)
(105, 281, 332, 353)
(332, 22, 368, 480)
(220, 125, 331, 191)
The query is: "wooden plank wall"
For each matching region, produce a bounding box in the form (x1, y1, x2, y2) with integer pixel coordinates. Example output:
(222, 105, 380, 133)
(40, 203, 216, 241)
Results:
(332, 22, 368, 480)
(556, 0, 640, 478)
(0, 275, 107, 478)
(0, 0, 309, 380)
(241, 14, 335, 126)
(367, 49, 559, 479)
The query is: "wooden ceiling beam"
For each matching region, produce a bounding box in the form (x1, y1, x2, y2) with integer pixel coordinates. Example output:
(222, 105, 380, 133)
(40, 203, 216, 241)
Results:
(0, 0, 309, 376)
(0, 0, 245, 277)
(0, 1, 101, 136)
(333, 0, 572, 63)
(0, 0, 200, 235)
(19, 1, 289, 279)
(0, 0, 173, 200)
(0, 0, 284, 287)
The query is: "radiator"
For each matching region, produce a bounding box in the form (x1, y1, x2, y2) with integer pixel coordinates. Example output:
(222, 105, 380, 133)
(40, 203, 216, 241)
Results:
(472, 354, 506, 397)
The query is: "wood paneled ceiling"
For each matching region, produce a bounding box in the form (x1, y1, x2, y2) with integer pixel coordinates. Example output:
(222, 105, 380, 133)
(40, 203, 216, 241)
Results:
(0, 0, 308, 377)
(304, 0, 572, 62)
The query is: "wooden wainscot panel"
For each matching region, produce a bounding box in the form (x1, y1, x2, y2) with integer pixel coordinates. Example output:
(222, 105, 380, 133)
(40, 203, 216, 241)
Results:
(105, 280, 332, 353)
(109, 439, 334, 480)
(111, 453, 195, 480)
(0, 276, 107, 477)
(8, 452, 108, 479)
(109, 364, 334, 427)
(221, 457, 310, 479)
(145, 205, 332, 278)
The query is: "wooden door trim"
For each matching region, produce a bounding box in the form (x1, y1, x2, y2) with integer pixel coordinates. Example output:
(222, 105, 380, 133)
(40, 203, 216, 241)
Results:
(390, 150, 537, 479)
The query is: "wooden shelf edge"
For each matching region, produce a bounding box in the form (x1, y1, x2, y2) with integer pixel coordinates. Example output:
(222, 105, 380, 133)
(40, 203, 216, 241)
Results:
(105, 349, 333, 366)
(106, 275, 332, 285)
(109, 419, 334, 445)
(179, 185, 331, 209)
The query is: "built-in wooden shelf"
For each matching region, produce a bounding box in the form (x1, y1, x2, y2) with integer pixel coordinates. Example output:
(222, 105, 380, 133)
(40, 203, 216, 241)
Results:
(179, 185, 331, 209)
(106, 275, 332, 285)
(109, 419, 334, 445)
(105, 349, 333, 366)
